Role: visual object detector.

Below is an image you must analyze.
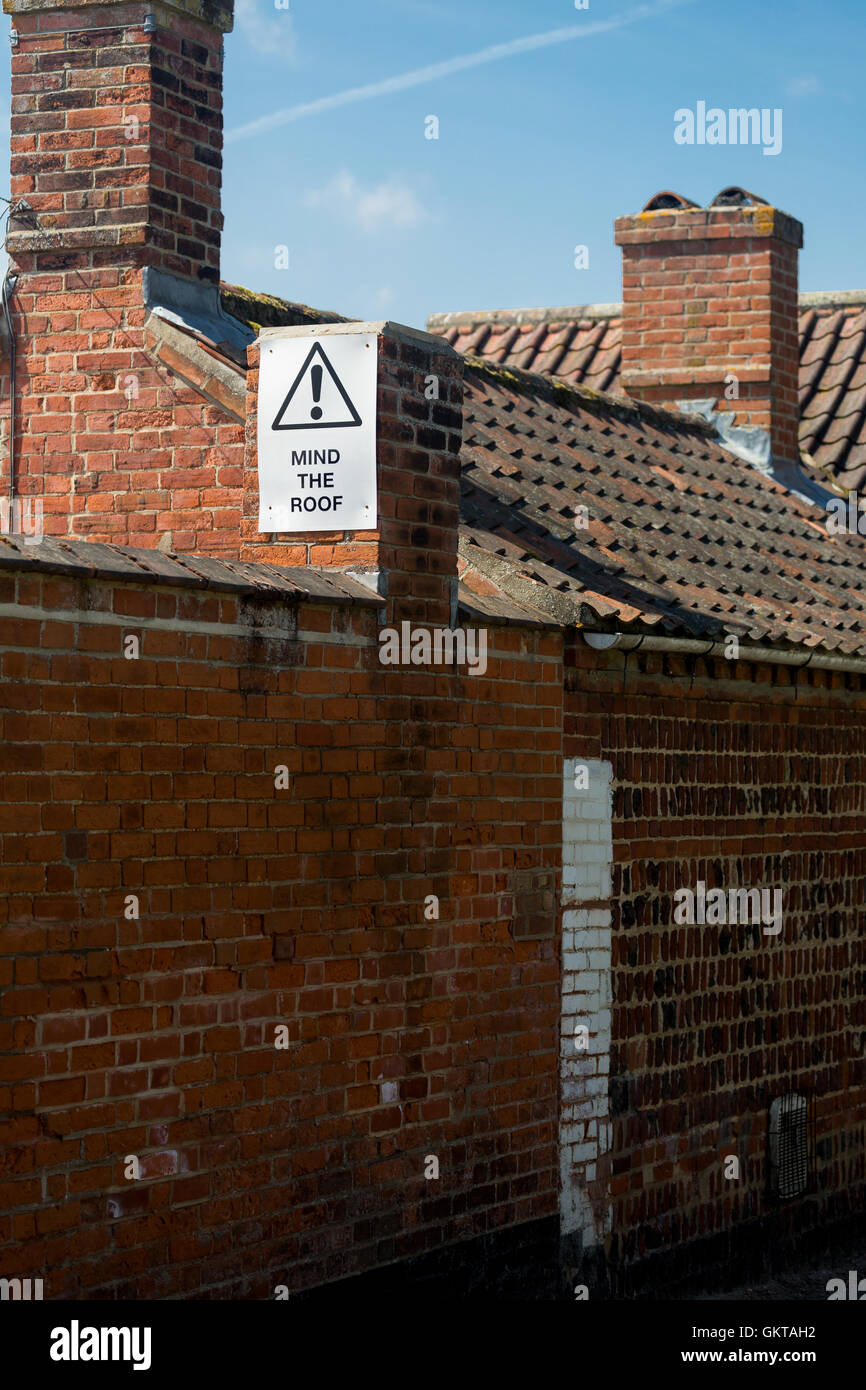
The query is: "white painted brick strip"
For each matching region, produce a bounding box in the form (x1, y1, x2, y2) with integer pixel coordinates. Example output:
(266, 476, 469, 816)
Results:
(560, 757, 614, 1247)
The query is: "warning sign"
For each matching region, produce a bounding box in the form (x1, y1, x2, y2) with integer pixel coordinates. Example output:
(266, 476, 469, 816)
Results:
(271, 342, 362, 431)
(257, 331, 378, 533)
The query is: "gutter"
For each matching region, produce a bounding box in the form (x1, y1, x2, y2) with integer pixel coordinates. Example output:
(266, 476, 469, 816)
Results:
(582, 631, 866, 674)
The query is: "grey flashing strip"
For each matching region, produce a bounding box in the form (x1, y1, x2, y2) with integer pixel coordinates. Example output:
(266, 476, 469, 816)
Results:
(674, 398, 838, 507)
(675, 398, 772, 475)
(143, 267, 255, 354)
(769, 458, 838, 508)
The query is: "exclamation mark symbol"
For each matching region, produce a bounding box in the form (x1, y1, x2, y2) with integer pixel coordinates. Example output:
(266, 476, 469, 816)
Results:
(310, 364, 323, 420)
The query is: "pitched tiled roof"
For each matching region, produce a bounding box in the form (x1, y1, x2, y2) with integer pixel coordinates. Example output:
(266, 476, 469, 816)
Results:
(433, 304, 624, 395)
(154, 285, 866, 656)
(429, 294, 866, 491)
(799, 296, 866, 491)
(458, 357, 866, 656)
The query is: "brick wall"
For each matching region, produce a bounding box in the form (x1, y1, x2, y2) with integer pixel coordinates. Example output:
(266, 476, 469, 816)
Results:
(1, 0, 244, 554)
(0, 278, 245, 551)
(565, 638, 866, 1291)
(0, 555, 562, 1298)
(615, 202, 803, 466)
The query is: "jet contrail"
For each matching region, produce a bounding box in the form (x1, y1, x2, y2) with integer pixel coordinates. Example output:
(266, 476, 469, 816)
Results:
(226, 0, 690, 143)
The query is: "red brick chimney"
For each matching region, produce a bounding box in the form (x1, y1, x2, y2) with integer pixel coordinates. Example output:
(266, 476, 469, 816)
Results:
(614, 190, 804, 466)
(1, 0, 246, 553)
(5, 0, 231, 284)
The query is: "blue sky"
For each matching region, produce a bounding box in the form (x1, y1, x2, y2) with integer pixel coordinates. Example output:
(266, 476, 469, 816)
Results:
(5, 0, 866, 328)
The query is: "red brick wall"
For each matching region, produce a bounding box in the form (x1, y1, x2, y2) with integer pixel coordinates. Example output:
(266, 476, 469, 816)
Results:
(1, 0, 243, 554)
(0, 563, 562, 1297)
(566, 639, 866, 1284)
(0, 274, 244, 551)
(615, 204, 803, 465)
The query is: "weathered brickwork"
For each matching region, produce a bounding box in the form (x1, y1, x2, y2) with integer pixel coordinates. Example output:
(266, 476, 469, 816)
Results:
(0, 563, 562, 1297)
(0, 276, 245, 552)
(0, 0, 245, 554)
(615, 203, 803, 465)
(1, 0, 864, 1309)
(6, 0, 230, 281)
(241, 324, 463, 631)
(560, 759, 613, 1255)
(565, 639, 866, 1291)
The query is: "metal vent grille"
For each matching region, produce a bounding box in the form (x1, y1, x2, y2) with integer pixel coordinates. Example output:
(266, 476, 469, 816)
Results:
(767, 1092, 814, 1200)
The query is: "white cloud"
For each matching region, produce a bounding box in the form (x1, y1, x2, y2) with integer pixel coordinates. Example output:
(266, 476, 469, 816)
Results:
(227, 0, 691, 142)
(235, 0, 297, 61)
(304, 171, 426, 233)
(786, 75, 821, 97)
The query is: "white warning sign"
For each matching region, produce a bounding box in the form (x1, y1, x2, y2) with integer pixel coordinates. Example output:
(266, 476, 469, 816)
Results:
(257, 332, 378, 532)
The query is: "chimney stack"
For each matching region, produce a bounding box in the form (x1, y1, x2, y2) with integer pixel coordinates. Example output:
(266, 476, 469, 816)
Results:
(614, 190, 804, 467)
(0, 0, 243, 553)
(5, 0, 232, 283)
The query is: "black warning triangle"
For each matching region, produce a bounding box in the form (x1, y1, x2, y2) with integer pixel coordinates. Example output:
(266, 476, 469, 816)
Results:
(271, 341, 362, 431)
